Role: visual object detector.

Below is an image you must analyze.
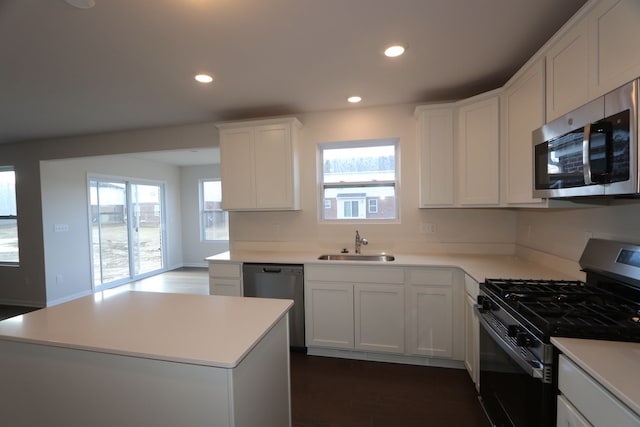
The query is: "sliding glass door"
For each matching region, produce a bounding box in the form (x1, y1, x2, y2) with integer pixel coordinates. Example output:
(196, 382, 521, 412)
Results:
(131, 183, 163, 276)
(90, 178, 165, 289)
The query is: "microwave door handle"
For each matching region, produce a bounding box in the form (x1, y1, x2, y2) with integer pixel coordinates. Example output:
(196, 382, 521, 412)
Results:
(583, 123, 594, 185)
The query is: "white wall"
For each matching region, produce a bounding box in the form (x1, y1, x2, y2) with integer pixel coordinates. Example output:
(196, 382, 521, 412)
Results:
(230, 104, 518, 255)
(40, 155, 184, 305)
(180, 164, 229, 266)
(516, 202, 640, 261)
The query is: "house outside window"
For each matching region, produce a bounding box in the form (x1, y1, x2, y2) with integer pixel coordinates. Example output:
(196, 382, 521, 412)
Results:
(200, 180, 229, 241)
(0, 167, 19, 264)
(320, 139, 398, 221)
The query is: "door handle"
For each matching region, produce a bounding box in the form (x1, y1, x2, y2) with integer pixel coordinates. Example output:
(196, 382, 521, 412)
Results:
(582, 123, 594, 185)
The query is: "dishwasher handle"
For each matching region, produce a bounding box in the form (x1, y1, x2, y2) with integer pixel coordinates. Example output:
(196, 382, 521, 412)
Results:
(262, 267, 283, 273)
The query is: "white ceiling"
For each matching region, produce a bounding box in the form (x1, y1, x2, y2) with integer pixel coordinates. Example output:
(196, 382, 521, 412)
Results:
(0, 0, 587, 149)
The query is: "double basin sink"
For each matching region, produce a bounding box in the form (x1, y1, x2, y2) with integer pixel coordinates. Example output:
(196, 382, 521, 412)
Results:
(317, 254, 395, 262)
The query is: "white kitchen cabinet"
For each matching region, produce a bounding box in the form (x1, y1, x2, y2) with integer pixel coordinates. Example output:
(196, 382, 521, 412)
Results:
(557, 354, 640, 427)
(354, 283, 405, 353)
(217, 117, 301, 211)
(305, 265, 405, 354)
(588, 0, 640, 98)
(415, 103, 456, 207)
(208, 261, 242, 296)
(501, 58, 546, 206)
(456, 91, 501, 206)
(463, 274, 479, 389)
(545, 0, 640, 121)
(545, 19, 590, 121)
(557, 395, 592, 427)
(304, 281, 354, 348)
(406, 268, 457, 359)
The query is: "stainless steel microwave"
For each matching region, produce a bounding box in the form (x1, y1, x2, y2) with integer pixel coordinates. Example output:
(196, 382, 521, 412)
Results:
(532, 79, 638, 198)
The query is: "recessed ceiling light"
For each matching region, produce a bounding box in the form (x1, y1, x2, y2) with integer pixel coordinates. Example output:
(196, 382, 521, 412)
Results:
(347, 96, 362, 103)
(194, 74, 214, 83)
(64, 0, 96, 9)
(384, 45, 405, 58)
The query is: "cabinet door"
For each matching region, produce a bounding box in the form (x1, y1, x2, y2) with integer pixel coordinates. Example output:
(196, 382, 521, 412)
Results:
(219, 128, 256, 209)
(407, 284, 453, 358)
(464, 293, 479, 389)
(546, 19, 590, 121)
(416, 105, 455, 207)
(589, 0, 640, 97)
(254, 124, 295, 209)
(502, 59, 546, 205)
(556, 396, 592, 427)
(354, 284, 405, 353)
(457, 95, 500, 205)
(304, 282, 354, 349)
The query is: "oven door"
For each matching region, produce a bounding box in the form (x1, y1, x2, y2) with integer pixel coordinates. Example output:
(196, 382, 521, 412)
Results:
(476, 309, 554, 427)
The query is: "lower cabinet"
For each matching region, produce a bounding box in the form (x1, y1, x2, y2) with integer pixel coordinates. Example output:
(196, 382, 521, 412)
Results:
(557, 354, 640, 427)
(305, 265, 405, 353)
(354, 283, 405, 353)
(305, 281, 354, 348)
(463, 274, 480, 389)
(208, 262, 243, 296)
(305, 264, 461, 361)
(406, 283, 453, 358)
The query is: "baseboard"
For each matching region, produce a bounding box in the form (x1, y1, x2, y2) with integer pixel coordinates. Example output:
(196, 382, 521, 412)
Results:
(306, 347, 465, 369)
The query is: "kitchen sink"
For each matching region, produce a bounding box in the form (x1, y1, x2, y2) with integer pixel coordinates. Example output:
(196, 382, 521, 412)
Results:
(317, 254, 395, 262)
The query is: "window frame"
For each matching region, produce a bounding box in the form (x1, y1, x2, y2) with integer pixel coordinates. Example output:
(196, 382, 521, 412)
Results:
(318, 138, 400, 223)
(199, 179, 229, 242)
(0, 166, 19, 265)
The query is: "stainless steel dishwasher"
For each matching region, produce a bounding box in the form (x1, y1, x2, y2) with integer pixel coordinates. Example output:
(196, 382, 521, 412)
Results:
(242, 263, 305, 350)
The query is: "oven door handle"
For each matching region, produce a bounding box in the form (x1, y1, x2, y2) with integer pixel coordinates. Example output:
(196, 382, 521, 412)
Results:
(474, 307, 544, 380)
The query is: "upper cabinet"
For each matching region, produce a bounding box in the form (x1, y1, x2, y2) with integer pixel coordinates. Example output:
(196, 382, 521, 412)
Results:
(546, 0, 640, 121)
(415, 91, 500, 208)
(589, 0, 640, 97)
(217, 117, 302, 211)
(415, 104, 455, 207)
(456, 91, 501, 206)
(545, 19, 590, 121)
(501, 58, 546, 205)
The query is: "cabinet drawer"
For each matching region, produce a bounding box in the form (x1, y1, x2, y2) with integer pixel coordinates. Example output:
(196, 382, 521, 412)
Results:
(208, 262, 241, 278)
(558, 355, 640, 426)
(407, 268, 454, 286)
(305, 265, 404, 284)
(464, 274, 479, 298)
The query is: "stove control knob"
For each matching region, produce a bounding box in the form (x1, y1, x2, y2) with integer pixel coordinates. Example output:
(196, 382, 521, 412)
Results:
(516, 332, 532, 347)
(507, 325, 520, 337)
(477, 295, 492, 312)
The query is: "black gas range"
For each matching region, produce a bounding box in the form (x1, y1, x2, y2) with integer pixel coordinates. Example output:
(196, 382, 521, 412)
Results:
(476, 239, 640, 427)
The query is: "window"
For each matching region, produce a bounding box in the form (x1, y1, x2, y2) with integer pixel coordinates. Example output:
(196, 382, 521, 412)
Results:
(320, 139, 398, 221)
(200, 180, 229, 241)
(368, 199, 378, 213)
(0, 167, 19, 264)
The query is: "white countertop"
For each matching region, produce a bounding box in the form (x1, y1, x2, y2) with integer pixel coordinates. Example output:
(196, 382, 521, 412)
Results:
(0, 291, 292, 369)
(207, 250, 580, 282)
(552, 337, 640, 416)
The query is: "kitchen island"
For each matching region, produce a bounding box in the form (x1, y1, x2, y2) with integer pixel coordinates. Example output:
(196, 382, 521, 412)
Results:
(0, 291, 293, 427)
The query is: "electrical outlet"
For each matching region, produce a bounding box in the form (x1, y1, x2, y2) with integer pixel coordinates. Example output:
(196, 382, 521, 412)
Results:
(420, 223, 437, 234)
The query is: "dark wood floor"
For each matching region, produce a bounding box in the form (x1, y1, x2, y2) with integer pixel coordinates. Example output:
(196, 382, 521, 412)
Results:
(291, 352, 490, 427)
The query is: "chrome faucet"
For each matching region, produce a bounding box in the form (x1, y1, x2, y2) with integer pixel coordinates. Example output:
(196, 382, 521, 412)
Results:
(355, 230, 368, 254)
